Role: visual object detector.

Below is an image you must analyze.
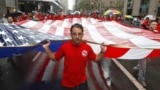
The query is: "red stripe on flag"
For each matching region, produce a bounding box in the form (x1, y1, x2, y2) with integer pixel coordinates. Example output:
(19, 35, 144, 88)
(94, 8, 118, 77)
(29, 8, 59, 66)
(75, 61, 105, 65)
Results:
(50, 61, 61, 81)
(83, 27, 96, 41)
(146, 49, 160, 58)
(47, 26, 57, 35)
(104, 46, 129, 58)
(87, 60, 104, 90)
(34, 56, 50, 83)
(31, 22, 44, 31)
(15, 20, 29, 25)
(63, 27, 71, 36)
(24, 52, 45, 83)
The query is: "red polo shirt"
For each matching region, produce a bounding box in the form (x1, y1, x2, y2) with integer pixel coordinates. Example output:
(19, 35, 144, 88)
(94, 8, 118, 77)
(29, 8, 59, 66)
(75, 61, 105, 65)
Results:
(55, 41, 96, 87)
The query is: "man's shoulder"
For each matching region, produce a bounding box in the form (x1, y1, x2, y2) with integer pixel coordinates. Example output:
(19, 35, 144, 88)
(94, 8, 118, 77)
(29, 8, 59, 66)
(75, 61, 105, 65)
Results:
(82, 42, 92, 49)
(61, 41, 72, 46)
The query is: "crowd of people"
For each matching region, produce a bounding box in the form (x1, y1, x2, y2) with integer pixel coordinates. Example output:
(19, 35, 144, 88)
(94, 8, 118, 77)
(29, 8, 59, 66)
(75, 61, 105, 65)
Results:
(1, 11, 123, 23)
(2, 11, 160, 32)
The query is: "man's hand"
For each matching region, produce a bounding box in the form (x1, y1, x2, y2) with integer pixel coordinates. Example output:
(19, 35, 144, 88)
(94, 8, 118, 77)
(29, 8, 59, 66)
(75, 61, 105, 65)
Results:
(42, 40, 51, 48)
(100, 42, 106, 53)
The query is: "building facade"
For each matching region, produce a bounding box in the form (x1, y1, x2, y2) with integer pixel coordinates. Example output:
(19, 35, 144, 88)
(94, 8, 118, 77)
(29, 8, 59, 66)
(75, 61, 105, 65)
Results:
(74, 0, 124, 14)
(59, 0, 68, 13)
(18, 0, 63, 13)
(0, 0, 19, 18)
(124, 0, 160, 17)
(0, 0, 64, 18)
(74, 0, 160, 17)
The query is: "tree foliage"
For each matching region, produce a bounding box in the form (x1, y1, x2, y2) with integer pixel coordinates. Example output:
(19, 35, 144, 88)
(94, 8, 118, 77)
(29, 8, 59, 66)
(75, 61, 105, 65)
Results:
(75, 0, 93, 11)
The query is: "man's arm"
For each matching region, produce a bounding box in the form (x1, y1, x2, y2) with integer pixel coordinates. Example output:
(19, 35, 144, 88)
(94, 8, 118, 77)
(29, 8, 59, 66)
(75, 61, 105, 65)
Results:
(95, 42, 106, 62)
(95, 51, 105, 62)
(43, 46, 55, 61)
(43, 40, 56, 61)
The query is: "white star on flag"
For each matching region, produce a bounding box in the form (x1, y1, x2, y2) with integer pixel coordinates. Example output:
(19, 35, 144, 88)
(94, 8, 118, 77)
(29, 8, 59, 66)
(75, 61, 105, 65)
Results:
(18, 36, 25, 40)
(36, 40, 41, 43)
(0, 31, 6, 35)
(4, 38, 12, 42)
(12, 30, 19, 33)
(0, 42, 4, 46)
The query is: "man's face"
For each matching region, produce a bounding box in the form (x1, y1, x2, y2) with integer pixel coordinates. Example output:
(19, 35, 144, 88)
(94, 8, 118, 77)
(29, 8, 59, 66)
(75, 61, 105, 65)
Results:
(150, 22, 157, 30)
(70, 27, 83, 45)
(7, 17, 13, 23)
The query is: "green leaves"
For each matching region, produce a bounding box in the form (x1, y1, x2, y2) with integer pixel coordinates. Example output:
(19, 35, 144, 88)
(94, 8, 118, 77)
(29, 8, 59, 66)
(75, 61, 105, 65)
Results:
(75, 0, 93, 11)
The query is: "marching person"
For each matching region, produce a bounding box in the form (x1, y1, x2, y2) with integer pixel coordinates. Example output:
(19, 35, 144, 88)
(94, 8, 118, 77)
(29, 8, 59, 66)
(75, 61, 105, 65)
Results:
(133, 20, 158, 87)
(7, 16, 14, 24)
(1, 13, 8, 23)
(149, 20, 158, 33)
(42, 23, 106, 90)
(133, 59, 147, 87)
(156, 18, 160, 33)
(141, 17, 150, 29)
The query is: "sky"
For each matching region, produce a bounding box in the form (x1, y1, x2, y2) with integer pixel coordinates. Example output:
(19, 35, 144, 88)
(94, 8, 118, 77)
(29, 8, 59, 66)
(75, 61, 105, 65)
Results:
(68, 0, 74, 10)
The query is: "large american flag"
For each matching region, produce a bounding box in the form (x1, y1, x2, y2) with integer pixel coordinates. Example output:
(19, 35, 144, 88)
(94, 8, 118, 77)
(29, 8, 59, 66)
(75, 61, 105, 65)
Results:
(0, 23, 69, 58)
(1, 17, 160, 59)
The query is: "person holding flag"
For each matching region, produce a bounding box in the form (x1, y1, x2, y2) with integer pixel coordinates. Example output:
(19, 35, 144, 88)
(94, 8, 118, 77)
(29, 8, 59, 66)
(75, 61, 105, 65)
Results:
(42, 23, 106, 90)
(133, 20, 159, 87)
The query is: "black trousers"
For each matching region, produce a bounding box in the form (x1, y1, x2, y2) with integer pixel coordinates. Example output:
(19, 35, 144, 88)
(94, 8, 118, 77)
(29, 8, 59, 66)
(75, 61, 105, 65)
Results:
(62, 81, 88, 90)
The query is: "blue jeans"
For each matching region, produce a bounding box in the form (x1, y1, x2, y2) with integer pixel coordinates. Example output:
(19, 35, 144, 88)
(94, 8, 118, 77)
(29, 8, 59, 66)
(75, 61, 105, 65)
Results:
(62, 81, 88, 90)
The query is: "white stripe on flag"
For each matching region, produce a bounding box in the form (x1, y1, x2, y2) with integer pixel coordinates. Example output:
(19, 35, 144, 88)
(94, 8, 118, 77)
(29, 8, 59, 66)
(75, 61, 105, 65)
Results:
(119, 49, 152, 59)
(103, 22, 137, 39)
(72, 18, 78, 24)
(51, 20, 61, 26)
(112, 21, 142, 33)
(130, 36, 160, 48)
(90, 18, 98, 24)
(44, 20, 52, 25)
(62, 19, 69, 27)
(21, 21, 37, 28)
(81, 18, 87, 27)
(38, 24, 51, 33)
(88, 43, 100, 54)
(86, 25, 115, 44)
(54, 27, 64, 36)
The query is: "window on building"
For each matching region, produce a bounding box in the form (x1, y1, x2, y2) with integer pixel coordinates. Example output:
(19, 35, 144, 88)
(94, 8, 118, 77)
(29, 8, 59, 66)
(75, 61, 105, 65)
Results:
(139, 0, 150, 15)
(127, 0, 133, 15)
(110, 1, 114, 7)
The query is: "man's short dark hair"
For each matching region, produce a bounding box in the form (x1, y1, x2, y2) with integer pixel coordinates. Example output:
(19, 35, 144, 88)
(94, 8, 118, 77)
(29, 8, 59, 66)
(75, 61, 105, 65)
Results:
(70, 23, 83, 33)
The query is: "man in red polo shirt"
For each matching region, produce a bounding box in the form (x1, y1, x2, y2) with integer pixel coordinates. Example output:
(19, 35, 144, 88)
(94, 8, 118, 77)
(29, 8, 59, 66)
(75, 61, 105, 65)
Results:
(43, 23, 106, 90)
